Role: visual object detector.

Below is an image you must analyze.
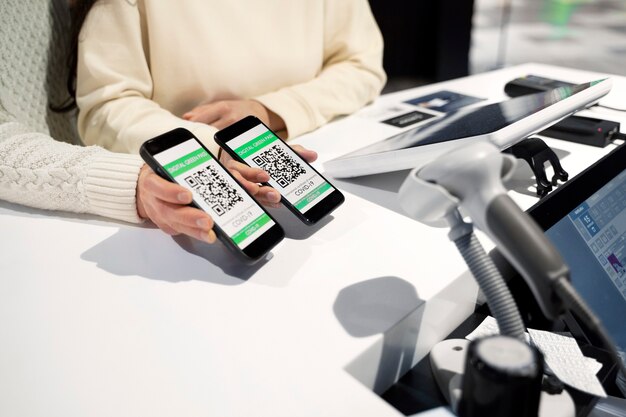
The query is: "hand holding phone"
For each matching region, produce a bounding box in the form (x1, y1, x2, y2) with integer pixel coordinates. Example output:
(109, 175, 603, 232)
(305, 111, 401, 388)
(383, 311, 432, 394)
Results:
(136, 164, 217, 243)
(219, 144, 318, 208)
(218, 157, 281, 207)
(140, 128, 284, 262)
(215, 116, 344, 225)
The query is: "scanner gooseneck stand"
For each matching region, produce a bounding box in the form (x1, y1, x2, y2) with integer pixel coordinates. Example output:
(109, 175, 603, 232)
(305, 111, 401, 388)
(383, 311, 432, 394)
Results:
(398, 142, 625, 416)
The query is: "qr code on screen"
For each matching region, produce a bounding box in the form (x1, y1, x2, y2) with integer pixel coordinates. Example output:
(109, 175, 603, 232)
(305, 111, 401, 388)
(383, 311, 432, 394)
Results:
(252, 145, 306, 188)
(183, 166, 243, 216)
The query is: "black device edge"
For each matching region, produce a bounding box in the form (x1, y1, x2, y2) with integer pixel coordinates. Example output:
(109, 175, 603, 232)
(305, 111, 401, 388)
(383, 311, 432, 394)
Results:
(540, 115, 620, 148)
(493, 143, 626, 386)
(525, 143, 626, 394)
(526, 142, 626, 229)
(214, 116, 345, 225)
(139, 127, 285, 262)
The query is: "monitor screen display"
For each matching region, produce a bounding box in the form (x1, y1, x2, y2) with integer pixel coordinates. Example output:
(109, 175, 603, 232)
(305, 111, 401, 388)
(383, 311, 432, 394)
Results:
(545, 169, 626, 351)
(528, 144, 626, 352)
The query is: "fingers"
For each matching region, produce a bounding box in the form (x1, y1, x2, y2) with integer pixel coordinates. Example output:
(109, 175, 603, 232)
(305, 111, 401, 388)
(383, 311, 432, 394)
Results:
(291, 144, 318, 163)
(222, 143, 318, 207)
(183, 102, 238, 129)
(183, 102, 224, 124)
(229, 169, 278, 204)
(227, 163, 280, 206)
(169, 215, 217, 243)
(142, 170, 193, 204)
(137, 169, 217, 243)
(224, 159, 270, 183)
(150, 201, 217, 243)
(254, 185, 282, 207)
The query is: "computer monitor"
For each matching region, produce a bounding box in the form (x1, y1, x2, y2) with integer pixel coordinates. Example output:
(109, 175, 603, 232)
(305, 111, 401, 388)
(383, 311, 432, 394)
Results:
(527, 143, 626, 353)
(324, 79, 612, 178)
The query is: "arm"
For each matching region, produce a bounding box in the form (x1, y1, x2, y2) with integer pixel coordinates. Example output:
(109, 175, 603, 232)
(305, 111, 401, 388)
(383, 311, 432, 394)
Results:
(0, 120, 144, 223)
(253, 0, 386, 138)
(75, 1, 219, 154)
(0, 119, 221, 242)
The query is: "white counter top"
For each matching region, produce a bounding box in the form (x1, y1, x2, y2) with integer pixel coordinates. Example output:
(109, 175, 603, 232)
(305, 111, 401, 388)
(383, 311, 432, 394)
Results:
(1, 63, 624, 417)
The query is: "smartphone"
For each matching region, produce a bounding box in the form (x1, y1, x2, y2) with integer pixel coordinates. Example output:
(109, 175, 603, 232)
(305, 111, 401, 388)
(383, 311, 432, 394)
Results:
(214, 116, 345, 225)
(140, 128, 285, 262)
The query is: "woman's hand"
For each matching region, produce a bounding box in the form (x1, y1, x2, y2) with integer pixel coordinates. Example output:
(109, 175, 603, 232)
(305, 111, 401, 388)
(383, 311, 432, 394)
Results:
(136, 164, 217, 243)
(135, 142, 318, 237)
(220, 144, 318, 207)
(182, 99, 286, 133)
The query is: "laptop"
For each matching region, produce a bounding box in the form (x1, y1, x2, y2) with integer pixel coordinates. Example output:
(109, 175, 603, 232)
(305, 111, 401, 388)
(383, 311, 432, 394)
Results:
(324, 79, 612, 178)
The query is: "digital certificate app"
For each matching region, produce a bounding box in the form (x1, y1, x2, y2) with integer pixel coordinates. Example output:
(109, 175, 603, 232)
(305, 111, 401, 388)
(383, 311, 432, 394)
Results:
(229, 125, 335, 214)
(154, 139, 275, 249)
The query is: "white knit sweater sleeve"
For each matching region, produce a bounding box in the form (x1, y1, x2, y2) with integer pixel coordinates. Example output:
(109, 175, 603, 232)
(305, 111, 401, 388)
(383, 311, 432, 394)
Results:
(0, 121, 144, 223)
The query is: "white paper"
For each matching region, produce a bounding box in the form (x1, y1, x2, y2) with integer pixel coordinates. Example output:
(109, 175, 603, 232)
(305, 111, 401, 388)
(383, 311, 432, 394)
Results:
(465, 315, 500, 341)
(584, 357, 604, 375)
(465, 316, 607, 398)
(355, 103, 415, 121)
(528, 328, 607, 398)
(465, 315, 530, 343)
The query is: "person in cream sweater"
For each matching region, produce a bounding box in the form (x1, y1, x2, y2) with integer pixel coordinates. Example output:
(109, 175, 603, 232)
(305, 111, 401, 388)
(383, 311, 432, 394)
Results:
(0, 0, 314, 243)
(75, 0, 386, 155)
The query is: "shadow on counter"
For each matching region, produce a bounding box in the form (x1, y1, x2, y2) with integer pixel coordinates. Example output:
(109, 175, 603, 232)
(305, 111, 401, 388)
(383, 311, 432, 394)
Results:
(333, 276, 424, 394)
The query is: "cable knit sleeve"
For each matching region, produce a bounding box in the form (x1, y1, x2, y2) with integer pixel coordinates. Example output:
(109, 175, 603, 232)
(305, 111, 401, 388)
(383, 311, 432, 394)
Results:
(0, 121, 145, 223)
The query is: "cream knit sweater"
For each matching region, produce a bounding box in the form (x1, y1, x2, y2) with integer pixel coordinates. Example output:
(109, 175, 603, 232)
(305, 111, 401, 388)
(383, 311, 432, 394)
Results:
(76, 0, 386, 154)
(0, 120, 143, 223)
(0, 0, 143, 223)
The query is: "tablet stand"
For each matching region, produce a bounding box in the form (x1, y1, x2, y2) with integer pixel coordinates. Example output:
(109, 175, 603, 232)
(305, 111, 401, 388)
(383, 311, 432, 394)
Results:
(505, 137, 569, 197)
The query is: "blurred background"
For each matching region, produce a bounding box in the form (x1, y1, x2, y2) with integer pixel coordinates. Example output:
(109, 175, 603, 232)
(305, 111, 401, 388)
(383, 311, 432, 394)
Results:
(370, 0, 626, 93)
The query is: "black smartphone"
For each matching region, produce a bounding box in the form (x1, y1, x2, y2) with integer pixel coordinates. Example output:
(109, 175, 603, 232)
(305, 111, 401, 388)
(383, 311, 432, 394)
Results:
(140, 128, 284, 262)
(214, 116, 345, 225)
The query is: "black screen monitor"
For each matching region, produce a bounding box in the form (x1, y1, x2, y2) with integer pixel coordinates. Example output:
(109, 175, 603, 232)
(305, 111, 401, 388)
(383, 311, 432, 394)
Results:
(527, 144, 626, 354)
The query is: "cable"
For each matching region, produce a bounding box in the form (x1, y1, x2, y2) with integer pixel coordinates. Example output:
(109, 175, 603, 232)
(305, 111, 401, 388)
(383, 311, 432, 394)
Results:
(553, 277, 626, 381)
(447, 211, 527, 342)
(595, 104, 626, 113)
(610, 132, 626, 142)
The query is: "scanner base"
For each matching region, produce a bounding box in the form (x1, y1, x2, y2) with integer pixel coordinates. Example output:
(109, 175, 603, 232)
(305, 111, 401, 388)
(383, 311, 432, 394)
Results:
(429, 338, 576, 417)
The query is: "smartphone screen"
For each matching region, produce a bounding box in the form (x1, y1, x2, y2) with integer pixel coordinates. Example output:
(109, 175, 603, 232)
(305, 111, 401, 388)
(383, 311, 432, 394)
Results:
(141, 129, 284, 261)
(215, 116, 344, 224)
